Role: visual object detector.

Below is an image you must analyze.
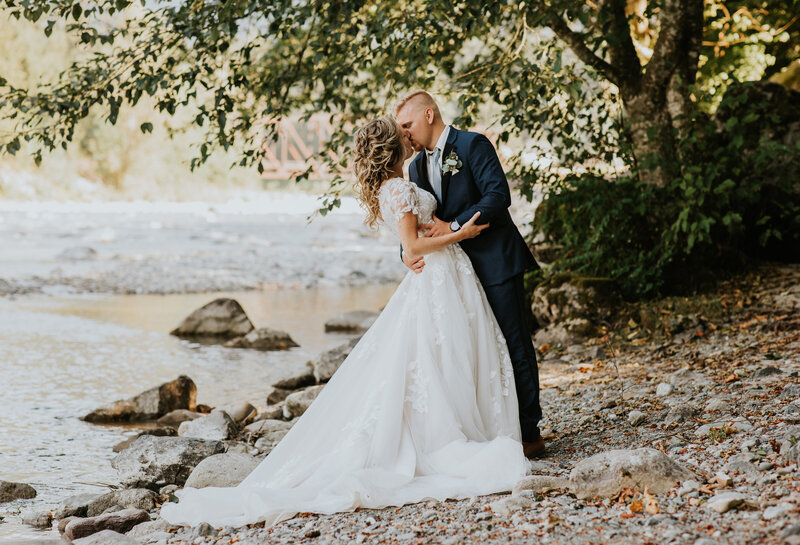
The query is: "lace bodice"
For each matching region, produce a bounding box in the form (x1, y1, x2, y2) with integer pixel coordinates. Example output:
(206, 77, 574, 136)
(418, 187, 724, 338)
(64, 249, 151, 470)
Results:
(378, 177, 437, 237)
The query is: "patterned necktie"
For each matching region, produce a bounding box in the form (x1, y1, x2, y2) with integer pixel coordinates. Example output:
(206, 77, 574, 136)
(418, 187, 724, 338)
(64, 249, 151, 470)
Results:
(429, 148, 442, 201)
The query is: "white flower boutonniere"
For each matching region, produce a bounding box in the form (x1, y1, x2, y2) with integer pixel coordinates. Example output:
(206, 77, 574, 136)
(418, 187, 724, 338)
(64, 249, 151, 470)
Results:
(442, 151, 462, 175)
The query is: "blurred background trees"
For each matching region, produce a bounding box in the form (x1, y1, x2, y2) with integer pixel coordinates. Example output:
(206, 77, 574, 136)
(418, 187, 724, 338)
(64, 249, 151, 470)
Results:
(0, 0, 797, 297)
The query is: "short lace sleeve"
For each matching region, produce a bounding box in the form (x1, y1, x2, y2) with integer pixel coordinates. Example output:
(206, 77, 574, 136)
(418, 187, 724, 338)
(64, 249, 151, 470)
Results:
(379, 178, 420, 227)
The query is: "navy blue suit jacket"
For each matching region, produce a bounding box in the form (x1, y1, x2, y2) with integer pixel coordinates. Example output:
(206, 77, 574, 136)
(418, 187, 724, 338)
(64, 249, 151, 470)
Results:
(408, 127, 538, 286)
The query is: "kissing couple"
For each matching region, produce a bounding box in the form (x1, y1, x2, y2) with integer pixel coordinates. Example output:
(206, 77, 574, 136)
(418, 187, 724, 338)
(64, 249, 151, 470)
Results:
(161, 90, 544, 527)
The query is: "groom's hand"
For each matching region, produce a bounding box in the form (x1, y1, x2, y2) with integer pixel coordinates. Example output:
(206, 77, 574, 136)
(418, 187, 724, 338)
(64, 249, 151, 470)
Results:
(402, 252, 425, 273)
(427, 216, 454, 238)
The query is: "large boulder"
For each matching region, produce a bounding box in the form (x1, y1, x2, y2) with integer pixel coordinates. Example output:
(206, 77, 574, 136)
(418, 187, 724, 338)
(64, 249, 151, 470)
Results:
(184, 453, 262, 488)
(533, 318, 601, 348)
(83, 376, 197, 424)
(324, 310, 379, 333)
(111, 436, 225, 489)
(310, 336, 362, 383)
(86, 489, 157, 518)
(0, 480, 36, 503)
(178, 410, 237, 441)
(569, 448, 695, 499)
(224, 328, 299, 351)
(531, 274, 621, 326)
(64, 509, 150, 542)
(170, 298, 254, 339)
(284, 385, 325, 419)
(156, 409, 203, 428)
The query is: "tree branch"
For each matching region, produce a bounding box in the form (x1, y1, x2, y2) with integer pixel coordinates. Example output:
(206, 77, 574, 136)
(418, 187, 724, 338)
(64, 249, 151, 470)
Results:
(544, 11, 619, 86)
(642, 0, 686, 91)
(601, 0, 641, 85)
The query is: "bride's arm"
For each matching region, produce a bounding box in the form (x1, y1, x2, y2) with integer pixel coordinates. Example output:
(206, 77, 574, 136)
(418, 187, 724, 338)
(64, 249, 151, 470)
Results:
(397, 211, 487, 257)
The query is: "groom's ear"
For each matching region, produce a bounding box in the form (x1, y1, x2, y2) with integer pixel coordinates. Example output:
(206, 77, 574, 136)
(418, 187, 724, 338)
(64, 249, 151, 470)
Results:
(425, 108, 435, 124)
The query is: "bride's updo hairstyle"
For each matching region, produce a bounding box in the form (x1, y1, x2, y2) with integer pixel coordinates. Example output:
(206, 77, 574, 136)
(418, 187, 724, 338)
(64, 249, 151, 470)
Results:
(352, 117, 405, 229)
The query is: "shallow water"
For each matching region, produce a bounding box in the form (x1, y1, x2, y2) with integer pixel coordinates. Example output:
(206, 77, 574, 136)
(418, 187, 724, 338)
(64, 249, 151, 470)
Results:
(0, 285, 397, 542)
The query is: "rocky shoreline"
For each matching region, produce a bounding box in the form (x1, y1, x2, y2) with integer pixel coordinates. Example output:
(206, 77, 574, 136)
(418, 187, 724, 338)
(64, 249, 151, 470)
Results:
(3, 264, 799, 544)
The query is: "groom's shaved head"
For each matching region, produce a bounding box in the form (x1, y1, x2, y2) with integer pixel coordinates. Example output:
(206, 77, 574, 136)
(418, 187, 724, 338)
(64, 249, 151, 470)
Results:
(395, 90, 446, 152)
(395, 90, 441, 120)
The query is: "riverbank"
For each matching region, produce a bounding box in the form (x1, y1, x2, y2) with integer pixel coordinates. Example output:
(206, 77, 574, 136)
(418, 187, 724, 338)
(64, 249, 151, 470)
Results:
(155, 264, 799, 545)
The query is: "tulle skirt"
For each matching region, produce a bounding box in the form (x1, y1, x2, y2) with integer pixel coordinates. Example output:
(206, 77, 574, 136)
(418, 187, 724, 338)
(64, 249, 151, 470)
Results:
(161, 245, 528, 527)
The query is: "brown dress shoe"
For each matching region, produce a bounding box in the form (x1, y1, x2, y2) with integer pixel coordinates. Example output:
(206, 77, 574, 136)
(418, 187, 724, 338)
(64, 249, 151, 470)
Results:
(522, 436, 546, 459)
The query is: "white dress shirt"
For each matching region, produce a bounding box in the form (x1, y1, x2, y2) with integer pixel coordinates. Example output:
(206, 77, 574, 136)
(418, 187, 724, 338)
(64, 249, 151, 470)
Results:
(426, 125, 450, 202)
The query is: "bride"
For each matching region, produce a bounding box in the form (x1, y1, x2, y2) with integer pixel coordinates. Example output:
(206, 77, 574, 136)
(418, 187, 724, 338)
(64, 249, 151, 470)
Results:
(160, 117, 530, 528)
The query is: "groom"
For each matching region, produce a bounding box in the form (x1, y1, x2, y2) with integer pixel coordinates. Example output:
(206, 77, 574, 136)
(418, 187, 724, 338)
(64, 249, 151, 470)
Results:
(395, 90, 545, 458)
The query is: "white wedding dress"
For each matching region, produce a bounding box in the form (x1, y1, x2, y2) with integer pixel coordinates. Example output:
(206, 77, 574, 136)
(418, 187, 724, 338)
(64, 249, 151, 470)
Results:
(161, 178, 529, 527)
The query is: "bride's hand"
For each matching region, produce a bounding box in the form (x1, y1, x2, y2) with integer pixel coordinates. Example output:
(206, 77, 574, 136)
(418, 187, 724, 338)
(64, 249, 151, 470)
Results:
(457, 212, 489, 241)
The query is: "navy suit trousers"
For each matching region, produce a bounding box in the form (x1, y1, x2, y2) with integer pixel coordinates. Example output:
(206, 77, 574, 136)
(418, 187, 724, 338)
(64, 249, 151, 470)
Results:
(482, 273, 542, 442)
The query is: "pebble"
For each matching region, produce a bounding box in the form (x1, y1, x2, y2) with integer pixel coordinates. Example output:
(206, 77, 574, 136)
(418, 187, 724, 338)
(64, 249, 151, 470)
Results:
(656, 383, 675, 396)
(628, 410, 647, 426)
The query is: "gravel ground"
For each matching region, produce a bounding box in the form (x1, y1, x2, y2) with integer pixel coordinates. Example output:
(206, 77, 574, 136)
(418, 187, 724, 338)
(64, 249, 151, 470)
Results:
(138, 264, 799, 545)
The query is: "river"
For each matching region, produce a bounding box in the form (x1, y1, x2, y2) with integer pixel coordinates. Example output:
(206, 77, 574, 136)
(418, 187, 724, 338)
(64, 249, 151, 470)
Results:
(0, 194, 403, 542)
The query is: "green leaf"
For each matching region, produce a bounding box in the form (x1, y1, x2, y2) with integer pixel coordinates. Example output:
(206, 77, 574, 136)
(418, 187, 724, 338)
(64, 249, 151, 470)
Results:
(140, 122, 153, 134)
(72, 4, 82, 20)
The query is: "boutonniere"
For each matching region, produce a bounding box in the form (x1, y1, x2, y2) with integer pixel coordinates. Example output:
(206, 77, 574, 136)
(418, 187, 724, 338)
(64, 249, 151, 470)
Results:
(442, 151, 462, 175)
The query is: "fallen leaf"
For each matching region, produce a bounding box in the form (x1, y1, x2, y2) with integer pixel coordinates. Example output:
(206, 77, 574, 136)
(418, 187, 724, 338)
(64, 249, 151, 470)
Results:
(643, 486, 659, 514)
(620, 512, 636, 519)
(630, 500, 643, 513)
(723, 373, 739, 383)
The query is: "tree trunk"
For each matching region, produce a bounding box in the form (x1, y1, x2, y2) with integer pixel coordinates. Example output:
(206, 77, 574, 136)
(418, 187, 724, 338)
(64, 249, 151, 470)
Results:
(622, 89, 677, 187)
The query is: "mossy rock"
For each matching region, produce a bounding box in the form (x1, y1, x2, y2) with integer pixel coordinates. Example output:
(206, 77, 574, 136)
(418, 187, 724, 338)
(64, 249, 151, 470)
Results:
(531, 273, 622, 326)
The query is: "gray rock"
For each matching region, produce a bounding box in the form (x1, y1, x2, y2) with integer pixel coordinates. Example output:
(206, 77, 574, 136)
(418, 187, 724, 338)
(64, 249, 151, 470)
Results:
(311, 336, 362, 383)
(512, 475, 570, 496)
(111, 435, 225, 489)
(266, 387, 293, 405)
(488, 496, 533, 516)
(257, 403, 285, 421)
(64, 509, 150, 541)
(284, 385, 325, 418)
(533, 318, 601, 348)
(54, 492, 103, 518)
(656, 383, 674, 396)
(244, 419, 293, 437)
(530, 275, 620, 326)
(0, 480, 36, 503)
(83, 375, 197, 423)
(113, 427, 178, 453)
(184, 453, 261, 488)
(782, 442, 800, 465)
(221, 402, 256, 423)
(726, 456, 760, 477)
(248, 420, 293, 454)
(224, 328, 299, 351)
(695, 416, 753, 437)
(21, 509, 53, 528)
(125, 517, 175, 539)
(704, 398, 729, 412)
(156, 409, 204, 427)
(73, 529, 138, 545)
(178, 410, 237, 441)
(780, 384, 800, 400)
(324, 310, 378, 333)
(86, 489, 157, 517)
(705, 492, 755, 513)
(763, 503, 794, 520)
(569, 448, 695, 499)
(191, 522, 219, 537)
(628, 410, 647, 426)
(753, 366, 782, 378)
(272, 367, 316, 390)
(170, 298, 254, 340)
(665, 404, 700, 424)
